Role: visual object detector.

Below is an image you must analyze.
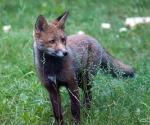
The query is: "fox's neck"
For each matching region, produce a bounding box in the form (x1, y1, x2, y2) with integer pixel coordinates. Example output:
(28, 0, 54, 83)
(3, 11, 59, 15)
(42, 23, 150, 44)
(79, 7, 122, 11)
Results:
(38, 49, 64, 76)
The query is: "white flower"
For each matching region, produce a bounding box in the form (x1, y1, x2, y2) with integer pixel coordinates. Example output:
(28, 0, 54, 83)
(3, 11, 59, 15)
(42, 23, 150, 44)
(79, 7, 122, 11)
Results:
(119, 27, 127, 32)
(101, 23, 111, 29)
(2, 25, 11, 33)
(125, 17, 150, 28)
(77, 31, 85, 34)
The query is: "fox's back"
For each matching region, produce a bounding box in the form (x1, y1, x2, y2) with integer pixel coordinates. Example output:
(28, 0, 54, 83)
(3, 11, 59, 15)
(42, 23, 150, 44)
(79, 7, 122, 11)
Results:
(67, 34, 103, 74)
(67, 34, 102, 51)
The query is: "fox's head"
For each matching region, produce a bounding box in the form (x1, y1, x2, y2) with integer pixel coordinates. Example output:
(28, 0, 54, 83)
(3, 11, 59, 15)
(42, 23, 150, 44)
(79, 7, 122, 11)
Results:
(33, 11, 69, 58)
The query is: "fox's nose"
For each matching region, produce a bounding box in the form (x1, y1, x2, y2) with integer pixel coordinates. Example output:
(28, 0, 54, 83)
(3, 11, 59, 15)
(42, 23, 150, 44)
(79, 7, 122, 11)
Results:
(63, 51, 68, 56)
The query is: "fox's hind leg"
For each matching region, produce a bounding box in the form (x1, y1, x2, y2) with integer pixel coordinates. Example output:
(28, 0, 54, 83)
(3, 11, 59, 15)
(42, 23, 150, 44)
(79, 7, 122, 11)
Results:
(81, 72, 92, 110)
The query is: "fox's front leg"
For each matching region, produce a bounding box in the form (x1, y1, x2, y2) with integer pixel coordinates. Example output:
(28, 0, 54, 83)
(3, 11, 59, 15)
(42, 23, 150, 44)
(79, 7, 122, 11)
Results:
(46, 85, 63, 125)
(67, 82, 80, 125)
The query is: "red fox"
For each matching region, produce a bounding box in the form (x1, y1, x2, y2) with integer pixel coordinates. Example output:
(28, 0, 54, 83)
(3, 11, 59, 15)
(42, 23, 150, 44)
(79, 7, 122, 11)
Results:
(33, 11, 135, 125)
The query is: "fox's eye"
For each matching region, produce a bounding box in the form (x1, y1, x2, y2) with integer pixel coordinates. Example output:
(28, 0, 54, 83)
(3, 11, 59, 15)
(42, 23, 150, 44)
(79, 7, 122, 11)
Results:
(61, 38, 65, 42)
(49, 40, 55, 44)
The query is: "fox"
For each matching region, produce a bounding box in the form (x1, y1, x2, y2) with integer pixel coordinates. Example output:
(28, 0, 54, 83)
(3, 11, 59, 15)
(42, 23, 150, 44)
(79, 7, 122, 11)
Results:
(33, 11, 135, 125)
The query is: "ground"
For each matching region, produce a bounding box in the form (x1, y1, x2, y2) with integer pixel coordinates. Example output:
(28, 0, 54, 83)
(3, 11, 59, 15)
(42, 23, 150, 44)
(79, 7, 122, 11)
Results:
(0, 0, 150, 124)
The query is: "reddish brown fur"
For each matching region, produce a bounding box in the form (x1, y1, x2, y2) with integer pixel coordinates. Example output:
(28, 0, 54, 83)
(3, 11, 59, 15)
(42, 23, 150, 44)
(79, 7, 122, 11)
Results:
(33, 11, 135, 125)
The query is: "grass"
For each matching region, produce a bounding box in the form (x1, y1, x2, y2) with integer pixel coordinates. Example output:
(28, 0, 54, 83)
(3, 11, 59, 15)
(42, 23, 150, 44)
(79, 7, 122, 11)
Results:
(0, 0, 150, 124)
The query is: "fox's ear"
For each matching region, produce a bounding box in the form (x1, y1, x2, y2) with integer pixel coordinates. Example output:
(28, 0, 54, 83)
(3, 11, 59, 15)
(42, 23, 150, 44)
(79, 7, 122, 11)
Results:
(35, 15, 49, 33)
(51, 11, 69, 29)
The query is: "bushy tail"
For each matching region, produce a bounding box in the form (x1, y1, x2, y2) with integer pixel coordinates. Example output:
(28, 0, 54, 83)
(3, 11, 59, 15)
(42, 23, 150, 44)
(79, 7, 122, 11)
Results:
(101, 50, 136, 78)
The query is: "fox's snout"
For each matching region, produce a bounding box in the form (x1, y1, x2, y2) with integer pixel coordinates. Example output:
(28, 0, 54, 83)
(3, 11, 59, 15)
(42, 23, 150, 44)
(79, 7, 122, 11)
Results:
(54, 50, 68, 57)
(46, 47, 68, 58)
(62, 51, 68, 56)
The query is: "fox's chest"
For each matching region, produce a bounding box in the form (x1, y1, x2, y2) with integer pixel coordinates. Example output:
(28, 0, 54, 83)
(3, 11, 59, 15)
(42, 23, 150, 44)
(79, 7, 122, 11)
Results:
(45, 74, 67, 85)
(43, 61, 67, 82)
(41, 57, 75, 85)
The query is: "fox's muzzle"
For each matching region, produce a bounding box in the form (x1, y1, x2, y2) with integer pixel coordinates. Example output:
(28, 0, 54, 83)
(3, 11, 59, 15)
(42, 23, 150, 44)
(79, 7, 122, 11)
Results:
(53, 50, 68, 58)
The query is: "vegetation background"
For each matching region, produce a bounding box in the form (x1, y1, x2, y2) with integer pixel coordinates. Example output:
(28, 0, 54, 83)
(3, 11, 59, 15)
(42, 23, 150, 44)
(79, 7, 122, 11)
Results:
(0, 0, 150, 124)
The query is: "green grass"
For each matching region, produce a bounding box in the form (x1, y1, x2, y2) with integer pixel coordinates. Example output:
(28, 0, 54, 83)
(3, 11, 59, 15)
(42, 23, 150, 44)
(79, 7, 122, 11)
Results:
(0, 0, 150, 124)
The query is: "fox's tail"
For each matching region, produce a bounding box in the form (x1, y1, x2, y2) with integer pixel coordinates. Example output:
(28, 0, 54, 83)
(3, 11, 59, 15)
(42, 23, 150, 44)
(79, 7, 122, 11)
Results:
(101, 50, 136, 78)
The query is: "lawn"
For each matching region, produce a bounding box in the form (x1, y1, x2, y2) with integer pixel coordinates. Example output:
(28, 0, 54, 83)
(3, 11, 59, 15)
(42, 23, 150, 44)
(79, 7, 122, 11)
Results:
(0, 0, 150, 125)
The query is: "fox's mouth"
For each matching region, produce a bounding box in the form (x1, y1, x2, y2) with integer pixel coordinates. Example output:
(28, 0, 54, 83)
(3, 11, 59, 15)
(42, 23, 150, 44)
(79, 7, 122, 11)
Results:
(46, 50, 68, 58)
(51, 53, 66, 58)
